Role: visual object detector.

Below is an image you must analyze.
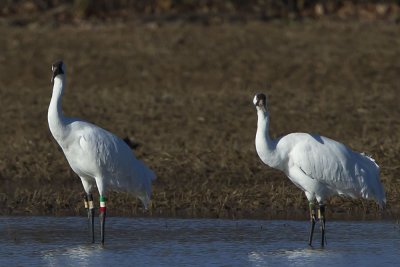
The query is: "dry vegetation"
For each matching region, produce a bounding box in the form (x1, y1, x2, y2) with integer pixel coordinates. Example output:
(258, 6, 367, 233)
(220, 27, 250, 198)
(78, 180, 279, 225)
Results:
(0, 14, 399, 220)
(1, 0, 400, 26)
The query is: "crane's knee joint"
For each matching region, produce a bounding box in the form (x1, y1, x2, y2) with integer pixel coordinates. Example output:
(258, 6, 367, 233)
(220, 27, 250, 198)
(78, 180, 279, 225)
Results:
(83, 195, 89, 209)
(318, 204, 326, 220)
(309, 201, 316, 221)
(88, 194, 94, 210)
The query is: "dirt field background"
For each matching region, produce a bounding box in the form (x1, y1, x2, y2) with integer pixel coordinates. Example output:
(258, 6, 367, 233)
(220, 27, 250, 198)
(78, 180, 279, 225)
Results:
(0, 15, 399, 219)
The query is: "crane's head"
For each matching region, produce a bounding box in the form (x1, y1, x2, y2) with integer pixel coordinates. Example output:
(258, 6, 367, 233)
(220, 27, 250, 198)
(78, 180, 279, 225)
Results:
(51, 60, 65, 83)
(253, 93, 267, 112)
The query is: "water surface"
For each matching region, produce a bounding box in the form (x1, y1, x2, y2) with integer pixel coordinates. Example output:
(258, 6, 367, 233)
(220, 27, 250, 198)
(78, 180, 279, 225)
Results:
(0, 216, 399, 266)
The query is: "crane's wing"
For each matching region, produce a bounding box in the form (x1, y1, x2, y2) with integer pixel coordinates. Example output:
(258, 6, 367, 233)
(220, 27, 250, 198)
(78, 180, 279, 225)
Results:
(69, 121, 156, 203)
(75, 122, 121, 170)
(289, 135, 351, 184)
(288, 134, 385, 205)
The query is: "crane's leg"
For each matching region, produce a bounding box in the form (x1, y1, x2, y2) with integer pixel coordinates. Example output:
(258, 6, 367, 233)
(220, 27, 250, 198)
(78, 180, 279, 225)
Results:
(83, 194, 89, 231)
(318, 204, 326, 247)
(308, 201, 317, 246)
(99, 195, 107, 245)
(80, 177, 95, 243)
(87, 194, 95, 243)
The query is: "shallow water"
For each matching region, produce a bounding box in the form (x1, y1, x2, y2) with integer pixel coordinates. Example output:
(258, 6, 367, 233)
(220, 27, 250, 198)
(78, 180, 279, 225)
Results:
(0, 216, 399, 266)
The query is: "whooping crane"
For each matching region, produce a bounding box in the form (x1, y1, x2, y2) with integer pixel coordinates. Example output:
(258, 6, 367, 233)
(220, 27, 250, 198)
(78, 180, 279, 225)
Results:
(48, 61, 156, 244)
(253, 93, 385, 247)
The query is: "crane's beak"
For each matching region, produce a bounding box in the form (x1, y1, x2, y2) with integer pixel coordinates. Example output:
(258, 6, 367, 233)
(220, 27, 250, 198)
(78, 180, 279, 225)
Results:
(51, 65, 57, 83)
(50, 64, 60, 83)
(51, 72, 56, 83)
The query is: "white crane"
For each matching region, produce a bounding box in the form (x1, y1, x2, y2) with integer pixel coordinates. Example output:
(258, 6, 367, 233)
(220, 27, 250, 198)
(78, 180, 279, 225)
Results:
(48, 61, 156, 245)
(253, 93, 385, 247)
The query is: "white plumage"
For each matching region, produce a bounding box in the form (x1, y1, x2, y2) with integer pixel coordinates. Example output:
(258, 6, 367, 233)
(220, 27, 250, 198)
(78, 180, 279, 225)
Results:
(253, 93, 385, 206)
(56, 120, 155, 207)
(48, 61, 156, 206)
(253, 93, 385, 246)
(48, 61, 156, 244)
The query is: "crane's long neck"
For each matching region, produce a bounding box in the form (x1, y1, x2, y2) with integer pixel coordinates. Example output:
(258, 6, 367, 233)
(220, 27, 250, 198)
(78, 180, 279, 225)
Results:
(48, 75, 68, 141)
(255, 109, 280, 168)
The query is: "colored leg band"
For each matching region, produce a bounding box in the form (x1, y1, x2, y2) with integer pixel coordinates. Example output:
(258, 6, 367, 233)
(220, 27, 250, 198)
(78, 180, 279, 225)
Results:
(100, 195, 106, 212)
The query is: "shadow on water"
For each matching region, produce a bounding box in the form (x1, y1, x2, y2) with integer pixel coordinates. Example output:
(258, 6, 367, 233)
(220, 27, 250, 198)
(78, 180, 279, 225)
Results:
(0, 217, 399, 266)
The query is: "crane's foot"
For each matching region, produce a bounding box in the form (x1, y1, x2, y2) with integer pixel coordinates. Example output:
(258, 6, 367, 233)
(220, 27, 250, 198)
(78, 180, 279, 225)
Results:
(87, 193, 95, 243)
(100, 195, 107, 246)
(319, 204, 327, 247)
(308, 201, 317, 246)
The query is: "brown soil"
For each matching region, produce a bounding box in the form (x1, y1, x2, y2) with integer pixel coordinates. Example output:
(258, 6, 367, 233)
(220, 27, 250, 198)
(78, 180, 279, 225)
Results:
(0, 19, 399, 220)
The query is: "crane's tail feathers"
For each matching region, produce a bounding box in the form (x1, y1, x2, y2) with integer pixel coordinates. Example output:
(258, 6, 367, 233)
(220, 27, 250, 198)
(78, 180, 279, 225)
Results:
(359, 152, 386, 208)
(139, 160, 157, 181)
(137, 183, 152, 210)
(135, 160, 156, 209)
(361, 152, 380, 170)
(378, 199, 386, 210)
(139, 195, 151, 210)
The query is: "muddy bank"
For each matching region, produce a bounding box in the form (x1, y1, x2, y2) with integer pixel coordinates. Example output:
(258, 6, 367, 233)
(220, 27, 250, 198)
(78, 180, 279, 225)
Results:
(0, 19, 399, 220)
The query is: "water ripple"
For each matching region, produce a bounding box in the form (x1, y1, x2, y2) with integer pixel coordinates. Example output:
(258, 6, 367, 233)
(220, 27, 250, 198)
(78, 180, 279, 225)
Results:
(0, 217, 399, 267)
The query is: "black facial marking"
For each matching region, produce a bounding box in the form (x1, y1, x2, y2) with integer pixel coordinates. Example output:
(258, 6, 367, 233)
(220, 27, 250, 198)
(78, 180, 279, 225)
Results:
(256, 93, 266, 106)
(51, 60, 64, 83)
(52, 61, 64, 75)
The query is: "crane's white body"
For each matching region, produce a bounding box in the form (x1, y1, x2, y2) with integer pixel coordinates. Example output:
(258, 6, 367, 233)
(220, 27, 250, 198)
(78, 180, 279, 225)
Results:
(48, 74, 155, 208)
(254, 96, 386, 207)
